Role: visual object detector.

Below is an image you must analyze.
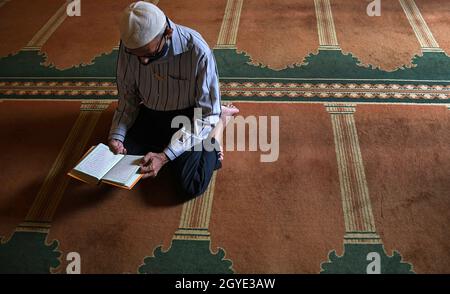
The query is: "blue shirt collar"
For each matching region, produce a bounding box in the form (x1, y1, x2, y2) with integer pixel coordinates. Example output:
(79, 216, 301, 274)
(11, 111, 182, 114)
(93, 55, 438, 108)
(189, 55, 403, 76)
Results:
(167, 18, 193, 56)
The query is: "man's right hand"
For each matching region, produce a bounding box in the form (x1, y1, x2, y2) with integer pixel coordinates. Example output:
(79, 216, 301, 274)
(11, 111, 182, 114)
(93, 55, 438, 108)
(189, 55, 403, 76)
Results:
(108, 139, 127, 155)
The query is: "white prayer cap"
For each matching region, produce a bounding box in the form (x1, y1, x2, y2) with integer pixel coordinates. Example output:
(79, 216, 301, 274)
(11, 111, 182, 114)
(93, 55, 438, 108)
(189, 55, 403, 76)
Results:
(119, 1, 166, 49)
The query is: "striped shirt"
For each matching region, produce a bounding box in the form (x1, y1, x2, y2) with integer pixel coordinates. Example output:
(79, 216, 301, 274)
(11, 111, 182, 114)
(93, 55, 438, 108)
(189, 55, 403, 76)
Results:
(109, 18, 221, 160)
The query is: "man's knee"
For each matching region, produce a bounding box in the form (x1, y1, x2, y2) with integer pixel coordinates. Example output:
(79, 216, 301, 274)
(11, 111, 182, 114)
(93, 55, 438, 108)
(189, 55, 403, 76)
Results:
(179, 178, 210, 199)
(172, 147, 219, 199)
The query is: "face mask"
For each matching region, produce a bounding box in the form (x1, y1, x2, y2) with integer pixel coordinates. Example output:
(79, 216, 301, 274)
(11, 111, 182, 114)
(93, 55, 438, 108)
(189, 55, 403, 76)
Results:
(139, 39, 169, 65)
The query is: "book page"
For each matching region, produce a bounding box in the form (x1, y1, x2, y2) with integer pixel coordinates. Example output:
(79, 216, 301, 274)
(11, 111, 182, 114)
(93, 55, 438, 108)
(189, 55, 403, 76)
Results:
(102, 155, 144, 185)
(73, 143, 124, 180)
(124, 173, 143, 189)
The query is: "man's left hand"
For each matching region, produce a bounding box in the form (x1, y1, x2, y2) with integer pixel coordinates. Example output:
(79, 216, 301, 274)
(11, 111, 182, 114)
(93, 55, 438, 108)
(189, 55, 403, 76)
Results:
(140, 152, 169, 179)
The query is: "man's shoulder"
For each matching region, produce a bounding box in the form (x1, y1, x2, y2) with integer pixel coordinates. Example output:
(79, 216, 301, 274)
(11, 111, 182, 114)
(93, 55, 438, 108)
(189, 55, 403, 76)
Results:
(175, 24, 212, 56)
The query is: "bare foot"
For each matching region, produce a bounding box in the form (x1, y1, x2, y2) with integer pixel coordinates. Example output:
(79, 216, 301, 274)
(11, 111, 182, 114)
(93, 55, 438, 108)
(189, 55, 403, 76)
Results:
(221, 103, 240, 125)
(215, 103, 239, 161)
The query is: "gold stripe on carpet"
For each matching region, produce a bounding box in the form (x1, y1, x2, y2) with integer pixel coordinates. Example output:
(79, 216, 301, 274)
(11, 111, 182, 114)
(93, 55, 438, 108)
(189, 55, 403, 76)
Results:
(22, 101, 110, 227)
(174, 171, 217, 241)
(215, 0, 244, 49)
(314, 0, 340, 51)
(15, 221, 52, 234)
(399, 0, 443, 53)
(22, 0, 69, 51)
(325, 103, 381, 244)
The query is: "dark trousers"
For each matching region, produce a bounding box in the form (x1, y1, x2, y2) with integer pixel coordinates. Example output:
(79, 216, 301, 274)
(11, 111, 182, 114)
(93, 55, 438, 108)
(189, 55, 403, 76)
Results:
(123, 104, 221, 199)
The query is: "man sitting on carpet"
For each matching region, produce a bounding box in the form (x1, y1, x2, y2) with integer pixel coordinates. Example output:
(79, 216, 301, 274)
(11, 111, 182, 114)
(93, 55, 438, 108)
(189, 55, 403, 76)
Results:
(108, 1, 238, 198)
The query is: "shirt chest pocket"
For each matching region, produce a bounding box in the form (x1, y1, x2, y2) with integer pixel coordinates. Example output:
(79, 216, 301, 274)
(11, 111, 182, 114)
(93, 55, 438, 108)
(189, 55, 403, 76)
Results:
(167, 75, 193, 109)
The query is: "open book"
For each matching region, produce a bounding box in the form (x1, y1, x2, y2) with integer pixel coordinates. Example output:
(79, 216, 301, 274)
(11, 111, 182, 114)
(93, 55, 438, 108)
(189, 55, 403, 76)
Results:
(68, 143, 144, 190)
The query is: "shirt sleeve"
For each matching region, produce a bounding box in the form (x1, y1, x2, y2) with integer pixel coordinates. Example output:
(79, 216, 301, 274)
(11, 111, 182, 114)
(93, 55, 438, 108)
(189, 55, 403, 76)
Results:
(108, 42, 141, 142)
(163, 50, 222, 160)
